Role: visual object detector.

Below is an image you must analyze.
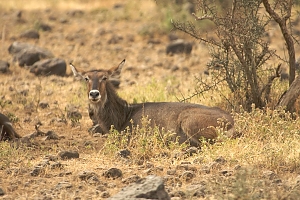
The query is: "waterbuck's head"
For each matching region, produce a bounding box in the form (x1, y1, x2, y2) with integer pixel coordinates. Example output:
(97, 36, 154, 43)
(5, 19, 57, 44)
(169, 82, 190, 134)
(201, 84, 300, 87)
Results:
(70, 59, 125, 106)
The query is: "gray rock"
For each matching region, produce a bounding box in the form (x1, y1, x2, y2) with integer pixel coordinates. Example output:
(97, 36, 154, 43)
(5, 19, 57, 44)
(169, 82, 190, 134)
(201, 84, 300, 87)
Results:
(30, 166, 44, 176)
(166, 39, 192, 55)
(43, 130, 59, 140)
(20, 29, 40, 39)
(58, 150, 79, 160)
(0, 60, 10, 73)
(38, 23, 52, 31)
(180, 171, 195, 181)
(55, 181, 72, 190)
(39, 101, 49, 109)
(122, 175, 142, 184)
(78, 171, 99, 185)
(103, 168, 123, 179)
(169, 190, 186, 198)
(0, 187, 5, 196)
(8, 42, 53, 67)
(117, 149, 131, 158)
(29, 58, 66, 76)
(215, 156, 226, 164)
(101, 191, 111, 198)
(109, 175, 170, 200)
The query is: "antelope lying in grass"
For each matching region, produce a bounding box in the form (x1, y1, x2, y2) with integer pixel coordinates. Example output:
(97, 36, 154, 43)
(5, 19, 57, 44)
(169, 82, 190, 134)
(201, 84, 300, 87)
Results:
(70, 60, 234, 146)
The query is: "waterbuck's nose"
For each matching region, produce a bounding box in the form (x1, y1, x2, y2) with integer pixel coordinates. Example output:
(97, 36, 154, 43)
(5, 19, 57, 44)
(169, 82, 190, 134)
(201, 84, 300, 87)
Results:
(89, 90, 100, 99)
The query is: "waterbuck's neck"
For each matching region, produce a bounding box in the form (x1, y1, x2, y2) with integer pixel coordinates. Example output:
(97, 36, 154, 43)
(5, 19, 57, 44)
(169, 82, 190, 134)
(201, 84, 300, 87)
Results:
(90, 82, 132, 132)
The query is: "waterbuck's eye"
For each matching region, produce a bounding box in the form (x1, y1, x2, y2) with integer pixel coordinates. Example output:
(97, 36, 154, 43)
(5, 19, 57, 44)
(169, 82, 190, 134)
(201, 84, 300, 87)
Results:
(84, 76, 89, 82)
(102, 76, 108, 81)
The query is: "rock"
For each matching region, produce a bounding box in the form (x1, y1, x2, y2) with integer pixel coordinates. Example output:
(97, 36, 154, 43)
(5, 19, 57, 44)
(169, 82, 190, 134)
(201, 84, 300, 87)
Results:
(180, 171, 195, 181)
(39, 101, 49, 109)
(43, 130, 59, 140)
(219, 169, 233, 176)
(215, 156, 226, 164)
(78, 171, 97, 180)
(20, 29, 40, 39)
(117, 149, 131, 158)
(29, 58, 66, 76)
(78, 171, 100, 185)
(30, 166, 44, 176)
(0, 60, 10, 73)
(166, 39, 192, 55)
(122, 175, 142, 184)
(169, 190, 186, 198)
(8, 42, 53, 67)
(0, 187, 5, 196)
(109, 175, 170, 200)
(186, 184, 206, 198)
(103, 168, 123, 179)
(176, 164, 197, 171)
(38, 23, 52, 31)
(101, 191, 111, 198)
(167, 170, 176, 175)
(55, 181, 72, 190)
(58, 150, 79, 160)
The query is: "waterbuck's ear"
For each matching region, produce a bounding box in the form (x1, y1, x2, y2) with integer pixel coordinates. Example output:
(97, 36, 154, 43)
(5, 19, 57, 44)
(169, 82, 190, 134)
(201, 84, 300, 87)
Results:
(70, 63, 85, 79)
(107, 59, 125, 77)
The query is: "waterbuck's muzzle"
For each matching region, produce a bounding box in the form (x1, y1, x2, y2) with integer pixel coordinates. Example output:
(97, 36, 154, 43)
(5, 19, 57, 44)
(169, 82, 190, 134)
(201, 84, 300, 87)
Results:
(89, 89, 101, 102)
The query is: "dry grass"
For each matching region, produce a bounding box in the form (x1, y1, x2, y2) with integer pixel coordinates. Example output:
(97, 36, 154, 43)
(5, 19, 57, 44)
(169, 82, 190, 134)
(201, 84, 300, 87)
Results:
(1, 0, 300, 199)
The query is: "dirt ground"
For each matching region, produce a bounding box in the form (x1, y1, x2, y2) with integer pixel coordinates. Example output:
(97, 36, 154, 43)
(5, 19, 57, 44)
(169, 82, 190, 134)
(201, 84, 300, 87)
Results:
(1, 1, 300, 200)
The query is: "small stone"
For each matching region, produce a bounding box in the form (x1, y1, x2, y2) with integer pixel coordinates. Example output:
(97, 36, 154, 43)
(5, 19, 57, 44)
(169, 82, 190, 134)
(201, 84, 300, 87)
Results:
(44, 131, 59, 140)
(78, 171, 98, 181)
(30, 166, 43, 176)
(215, 156, 226, 164)
(103, 168, 122, 179)
(0, 187, 5, 196)
(58, 150, 79, 160)
(117, 149, 131, 158)
(180, 171, 195, 181)
(55, 181, 72, 190)
(122, 175, 141, 184)
(0, 60, 10, 73)
(100, 191, 110, 198)
(39, 101, 49, 109)
(167, 169, 176, 175)
(185, 147, 198, 156)
(219, 169, 233, 176)
(20, 29, 40, 39)
(169, 190, 186, 198)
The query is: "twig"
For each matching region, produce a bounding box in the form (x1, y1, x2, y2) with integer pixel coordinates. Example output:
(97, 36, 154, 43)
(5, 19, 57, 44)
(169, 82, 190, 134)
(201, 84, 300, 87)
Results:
(192, 13, 213, 21)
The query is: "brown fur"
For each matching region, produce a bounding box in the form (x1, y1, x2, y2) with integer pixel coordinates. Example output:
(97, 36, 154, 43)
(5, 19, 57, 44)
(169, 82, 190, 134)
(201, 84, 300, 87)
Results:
(70, 60, 234, 146)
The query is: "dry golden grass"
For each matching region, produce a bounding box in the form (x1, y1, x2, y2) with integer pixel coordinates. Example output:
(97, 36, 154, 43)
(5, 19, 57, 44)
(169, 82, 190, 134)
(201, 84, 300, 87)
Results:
(1, 0, 300, 199)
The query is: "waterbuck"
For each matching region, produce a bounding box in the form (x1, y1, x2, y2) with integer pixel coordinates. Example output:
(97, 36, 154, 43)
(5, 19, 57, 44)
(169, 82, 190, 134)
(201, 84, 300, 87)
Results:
(70, 60, 234, 146)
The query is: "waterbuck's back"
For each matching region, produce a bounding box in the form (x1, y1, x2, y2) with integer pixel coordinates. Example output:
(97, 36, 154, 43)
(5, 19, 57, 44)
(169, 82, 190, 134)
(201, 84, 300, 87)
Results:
(125, 102, 234, 145)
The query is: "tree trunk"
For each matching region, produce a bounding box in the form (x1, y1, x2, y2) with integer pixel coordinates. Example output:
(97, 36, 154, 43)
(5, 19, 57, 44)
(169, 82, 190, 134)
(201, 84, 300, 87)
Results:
(276, 75, 300, 112)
